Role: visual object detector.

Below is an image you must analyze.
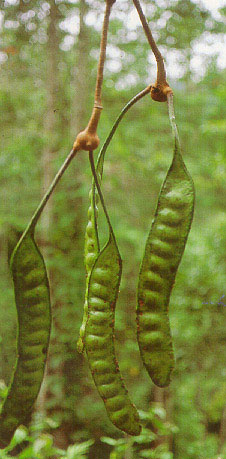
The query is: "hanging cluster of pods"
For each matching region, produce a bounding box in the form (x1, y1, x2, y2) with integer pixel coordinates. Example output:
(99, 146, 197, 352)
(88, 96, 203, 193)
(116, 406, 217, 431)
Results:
(0, 0, 195, 447)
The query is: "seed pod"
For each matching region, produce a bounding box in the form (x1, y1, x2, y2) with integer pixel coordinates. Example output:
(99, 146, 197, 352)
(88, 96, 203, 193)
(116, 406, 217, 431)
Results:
(78, 87, 150, 355)
(77, 188, 99, 354)
(0, 146, 82, 447)
(85, 152, 141, 435)
(137, 140, 195, 387)
(85, 234, 141, 436)
(0, 231, 51, 448)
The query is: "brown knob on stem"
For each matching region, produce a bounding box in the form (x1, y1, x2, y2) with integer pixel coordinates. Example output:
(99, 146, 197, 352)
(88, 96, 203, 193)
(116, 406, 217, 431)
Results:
(73, 128, 100, 152)
(150, 82, 173, 103)
(73, 104, 102, 152)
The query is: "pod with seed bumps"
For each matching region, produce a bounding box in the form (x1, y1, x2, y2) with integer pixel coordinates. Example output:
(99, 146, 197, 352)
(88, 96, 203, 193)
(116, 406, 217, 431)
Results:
(85, 234, 141, 435)
(0, 231, 51, 448)
(137, 135, 195, 387)
(80, 89, 150, 432)
(85, 152, 141, 436)
(0, 146, 81, 447)
(77, 186, 100, 354)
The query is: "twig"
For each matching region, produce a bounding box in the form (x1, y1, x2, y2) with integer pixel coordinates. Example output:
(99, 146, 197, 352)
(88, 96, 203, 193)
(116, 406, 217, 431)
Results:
(95, 0, 116, 106)
(88, 85, 151, 232)
(13, 1, 115, 244)
(97, 84, 152, 177)
(73, 0, 115, 151)
(21, 149, 78, 238)
(167, 92, 180, 147)
(89, 150, 115, 241)
(132, 0, 173, 102)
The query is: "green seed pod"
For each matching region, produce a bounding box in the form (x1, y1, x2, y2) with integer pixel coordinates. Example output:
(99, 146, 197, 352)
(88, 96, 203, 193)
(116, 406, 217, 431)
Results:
(78, 88, 151, 355)
(137, 140, 194, 387)
(85, 235, 141, 436)
(0, 232, 51, 448)
(0, 146, 85, 448)
(79, 90, 151, 432)
(77, 190, 99, 354)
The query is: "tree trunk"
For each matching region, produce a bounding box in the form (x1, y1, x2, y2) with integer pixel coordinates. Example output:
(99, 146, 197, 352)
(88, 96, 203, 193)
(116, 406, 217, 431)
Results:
(38, 0, 92, 448)
(61, 0, 92, 443)
(71, 0, 90, 135)
(219, 404, 226, 453)
(36, 0, 67, 448)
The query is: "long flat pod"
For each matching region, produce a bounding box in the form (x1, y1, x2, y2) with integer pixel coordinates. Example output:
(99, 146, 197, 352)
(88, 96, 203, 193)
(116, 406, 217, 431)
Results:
(137, 120, 195, 387)
(85, 152, 141, 436)
(77, 186, 99, 354)
(0, 148, 78, 448)
(0, 230, 51, 448)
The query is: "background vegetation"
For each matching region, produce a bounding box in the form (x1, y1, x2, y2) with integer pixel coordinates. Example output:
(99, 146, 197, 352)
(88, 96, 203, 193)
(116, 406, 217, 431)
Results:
(0, 0, 226, 457)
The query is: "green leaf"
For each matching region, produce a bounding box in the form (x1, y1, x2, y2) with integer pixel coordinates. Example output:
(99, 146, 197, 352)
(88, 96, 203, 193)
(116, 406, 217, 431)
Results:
(66, 440, 94, 458)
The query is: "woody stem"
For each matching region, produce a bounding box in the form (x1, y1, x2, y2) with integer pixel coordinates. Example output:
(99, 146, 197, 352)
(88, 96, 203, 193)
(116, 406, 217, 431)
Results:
(132, 0, 166, 84)
(87, 0, 115, 134)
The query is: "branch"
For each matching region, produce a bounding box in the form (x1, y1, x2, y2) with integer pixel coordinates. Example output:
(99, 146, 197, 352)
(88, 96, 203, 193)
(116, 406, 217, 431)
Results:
(132, 0, 173, 102)
(167, 92, 180, 146)
(19, 0, 115, 236)
(73, 0, 115, 152)
(24, 149, 78, 235)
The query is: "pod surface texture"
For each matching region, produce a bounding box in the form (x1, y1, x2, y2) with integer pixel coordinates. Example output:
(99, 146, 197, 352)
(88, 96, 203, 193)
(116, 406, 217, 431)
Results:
(137, 143, 195, 387)
(85, 236, 141, 436)
(0, 233, 51, 448)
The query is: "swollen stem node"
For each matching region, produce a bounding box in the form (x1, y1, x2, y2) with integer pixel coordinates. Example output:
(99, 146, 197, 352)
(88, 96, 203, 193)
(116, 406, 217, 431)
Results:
(150, 82, 173, 103)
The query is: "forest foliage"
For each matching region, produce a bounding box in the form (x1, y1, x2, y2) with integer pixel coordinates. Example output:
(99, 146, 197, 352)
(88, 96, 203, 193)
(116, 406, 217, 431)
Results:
(0, 0, 226, 457)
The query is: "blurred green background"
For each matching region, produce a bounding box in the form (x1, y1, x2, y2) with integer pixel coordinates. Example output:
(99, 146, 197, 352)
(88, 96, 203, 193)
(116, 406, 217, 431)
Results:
(0, 0, 226, 457)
